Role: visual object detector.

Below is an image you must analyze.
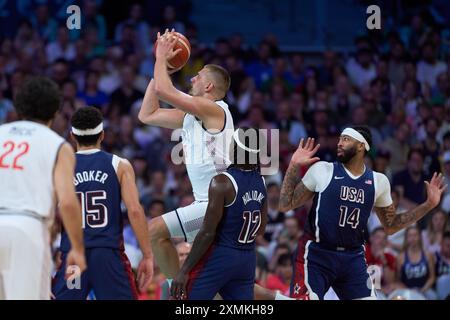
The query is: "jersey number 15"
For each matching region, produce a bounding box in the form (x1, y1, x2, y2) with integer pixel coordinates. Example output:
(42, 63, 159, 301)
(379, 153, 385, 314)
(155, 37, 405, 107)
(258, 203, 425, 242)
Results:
(76, 190, 108, 228)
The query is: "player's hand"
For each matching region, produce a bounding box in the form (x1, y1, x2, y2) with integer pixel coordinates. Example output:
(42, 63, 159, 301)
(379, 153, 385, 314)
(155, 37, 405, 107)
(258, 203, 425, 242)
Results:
(155, 28, 182, 62)
(424, 172, 447, 209)
(291, 138, 320, 167)
(137, 257, 154, 293)
(170, 272, 189, 300)
(64, 248, 86, 280)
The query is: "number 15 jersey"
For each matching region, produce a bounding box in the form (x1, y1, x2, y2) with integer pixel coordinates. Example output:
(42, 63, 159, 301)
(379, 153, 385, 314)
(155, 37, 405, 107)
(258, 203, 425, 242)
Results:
(60, 149, 124, 252)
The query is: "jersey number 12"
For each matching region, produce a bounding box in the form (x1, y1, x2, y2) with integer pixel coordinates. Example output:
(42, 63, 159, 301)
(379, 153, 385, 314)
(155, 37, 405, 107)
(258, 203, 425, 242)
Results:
(238, 210, 261, 244)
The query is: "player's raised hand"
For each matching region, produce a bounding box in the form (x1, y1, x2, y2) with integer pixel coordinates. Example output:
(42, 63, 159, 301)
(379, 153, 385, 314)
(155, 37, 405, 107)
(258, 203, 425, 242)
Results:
(170, 272, 189, 300)
(155, 28, 182, 62)
(290, 137, 320, 167)
(424, 172, 447, 209)
(137, 257, 154, 293)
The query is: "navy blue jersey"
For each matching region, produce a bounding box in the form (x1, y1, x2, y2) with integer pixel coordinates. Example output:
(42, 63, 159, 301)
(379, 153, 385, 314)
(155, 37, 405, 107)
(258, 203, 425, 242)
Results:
(401, 251, 430, 288)
(435, 252, 450, 277)
(305, 162, 375, 249)
(215, 167, 266, 250)
(60, 150, 123, 252)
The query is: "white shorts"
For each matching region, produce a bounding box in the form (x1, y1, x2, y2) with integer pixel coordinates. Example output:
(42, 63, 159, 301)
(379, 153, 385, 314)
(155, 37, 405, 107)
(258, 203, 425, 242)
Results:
(162, 200, 208, 243)
(0, 214, 51, 300)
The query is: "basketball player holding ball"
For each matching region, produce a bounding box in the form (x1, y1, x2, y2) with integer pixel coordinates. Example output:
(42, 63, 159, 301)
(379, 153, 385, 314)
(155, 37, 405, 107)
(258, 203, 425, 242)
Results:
(138, 29, 235, 283)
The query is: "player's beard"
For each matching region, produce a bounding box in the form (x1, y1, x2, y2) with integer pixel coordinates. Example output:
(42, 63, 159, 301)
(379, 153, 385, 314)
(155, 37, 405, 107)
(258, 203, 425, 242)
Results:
(337, 145, 357, 164)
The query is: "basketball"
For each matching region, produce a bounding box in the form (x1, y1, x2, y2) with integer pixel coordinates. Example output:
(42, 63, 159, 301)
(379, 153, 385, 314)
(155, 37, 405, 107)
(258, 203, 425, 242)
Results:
(155, 32, 191, 70)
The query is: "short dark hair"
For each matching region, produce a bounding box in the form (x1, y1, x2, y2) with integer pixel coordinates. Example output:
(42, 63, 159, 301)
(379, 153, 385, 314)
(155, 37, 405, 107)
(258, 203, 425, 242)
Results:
(231, 127, 261, 169)
(71, 107, 103, 146)
(14, 76, 61, 122)
(149, 199, 165, 210)
(266, 182, 279, 190)
(350, 125, 372, 153)
(277, 253, 292, 267)
(407, 148, 423, 161)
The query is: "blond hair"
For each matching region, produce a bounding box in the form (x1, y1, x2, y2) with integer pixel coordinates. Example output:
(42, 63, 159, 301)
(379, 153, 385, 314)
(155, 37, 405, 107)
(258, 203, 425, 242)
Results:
(204, 64, 231, 99)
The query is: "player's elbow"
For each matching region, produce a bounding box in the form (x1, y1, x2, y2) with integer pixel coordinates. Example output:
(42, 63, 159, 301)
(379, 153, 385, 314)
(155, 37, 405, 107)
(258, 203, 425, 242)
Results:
(58, 196, 80, 216)
(154, 83, 165, 97)
(198, 230, 216, 242)
(127, 206, 145, 220)
(137, 109, 147, 123)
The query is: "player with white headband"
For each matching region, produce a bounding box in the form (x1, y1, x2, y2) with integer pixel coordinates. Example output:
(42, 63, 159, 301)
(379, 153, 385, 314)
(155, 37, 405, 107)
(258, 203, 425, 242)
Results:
(53, 107, 153, 300)
(278, 125, 446, 300)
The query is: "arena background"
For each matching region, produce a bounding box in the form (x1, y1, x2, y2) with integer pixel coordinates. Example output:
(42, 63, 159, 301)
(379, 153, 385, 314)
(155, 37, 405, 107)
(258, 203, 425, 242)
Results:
(0, 0, 449, 300)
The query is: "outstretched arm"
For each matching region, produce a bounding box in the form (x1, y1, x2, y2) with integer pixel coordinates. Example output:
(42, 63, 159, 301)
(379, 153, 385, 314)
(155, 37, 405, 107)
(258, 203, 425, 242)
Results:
(138, 78, 185, 129)
(170, 174, 234, 299)
(118, 159, 154, 291)
(375, 173, 447, 235)
(279, 138, 319, 212)
(153, 30, 223, 125)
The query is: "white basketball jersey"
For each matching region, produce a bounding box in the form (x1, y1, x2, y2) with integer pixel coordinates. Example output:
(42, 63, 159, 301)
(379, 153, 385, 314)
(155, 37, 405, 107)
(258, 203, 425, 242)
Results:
(0, 121, 65, 219)
(182, 100, 234, 200)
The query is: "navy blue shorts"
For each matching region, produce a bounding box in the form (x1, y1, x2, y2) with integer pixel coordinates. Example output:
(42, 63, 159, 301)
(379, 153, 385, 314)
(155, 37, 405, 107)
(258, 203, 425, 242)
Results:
(52, 248, 138, 300)
(290, 235, 375, 300)
(186, 245, 256, 300)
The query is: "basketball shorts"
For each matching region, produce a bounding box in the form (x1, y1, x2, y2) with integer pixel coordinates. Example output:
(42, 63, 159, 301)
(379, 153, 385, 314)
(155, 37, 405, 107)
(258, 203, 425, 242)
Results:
(162, 200, 208, 243)
(0, 214, 51, 300)
(52, 247, 138, 300)
(186, 245, 256, 300)
(290, 234, 377, 300)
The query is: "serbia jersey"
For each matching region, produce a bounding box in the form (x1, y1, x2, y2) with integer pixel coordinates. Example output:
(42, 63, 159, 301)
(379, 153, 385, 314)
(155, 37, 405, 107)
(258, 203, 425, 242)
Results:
(60, 149, 123, 252)
(216, 167, 266, 250)
(302, 161, 392, 249)
(181, 100, 234, 201)
(0, 120, 64, 220)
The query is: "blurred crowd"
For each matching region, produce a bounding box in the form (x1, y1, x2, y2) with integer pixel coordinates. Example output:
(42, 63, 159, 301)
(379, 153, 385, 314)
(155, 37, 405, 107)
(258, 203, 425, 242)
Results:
(0, 0, 449, 300)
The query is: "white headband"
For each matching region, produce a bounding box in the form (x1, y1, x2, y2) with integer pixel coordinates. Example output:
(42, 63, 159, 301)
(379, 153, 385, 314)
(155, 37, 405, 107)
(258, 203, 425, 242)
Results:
(341, 128, 370, 151)
(72, 123, 103, 136)
(233, 129, 260, 153)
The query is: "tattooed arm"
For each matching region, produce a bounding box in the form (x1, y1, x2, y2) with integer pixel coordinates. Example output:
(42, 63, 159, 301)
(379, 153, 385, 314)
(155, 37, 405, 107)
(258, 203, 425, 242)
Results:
(374, 172, 447, 235)
(279, 138, 319, 212)
(374, 202, 434, 235)
(279, 162, 314, 212)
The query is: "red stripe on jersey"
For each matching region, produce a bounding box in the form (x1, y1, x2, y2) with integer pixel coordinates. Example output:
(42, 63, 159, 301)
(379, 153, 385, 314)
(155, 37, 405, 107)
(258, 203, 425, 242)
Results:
(119, 237, 139, 300)
(186, 244, 216, 298)
(291, 233, 314, 300)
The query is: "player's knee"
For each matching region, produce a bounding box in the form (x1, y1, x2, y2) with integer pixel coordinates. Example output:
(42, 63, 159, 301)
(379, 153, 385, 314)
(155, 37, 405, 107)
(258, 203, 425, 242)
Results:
(148, 217, 169, 243)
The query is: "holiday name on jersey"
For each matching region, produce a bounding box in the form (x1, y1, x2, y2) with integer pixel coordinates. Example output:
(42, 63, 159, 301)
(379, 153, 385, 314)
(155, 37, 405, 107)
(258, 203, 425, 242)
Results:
(73, 170, 108, 186)
(242, 190, 265, 205)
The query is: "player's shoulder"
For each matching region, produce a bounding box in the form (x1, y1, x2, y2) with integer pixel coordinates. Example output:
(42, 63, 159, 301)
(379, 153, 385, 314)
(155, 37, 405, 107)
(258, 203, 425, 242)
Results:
(309, 161, 333, 171)
(372, 171, 390, 185)
(214, 100, 228, 109)
(212, 172, 236, 192)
